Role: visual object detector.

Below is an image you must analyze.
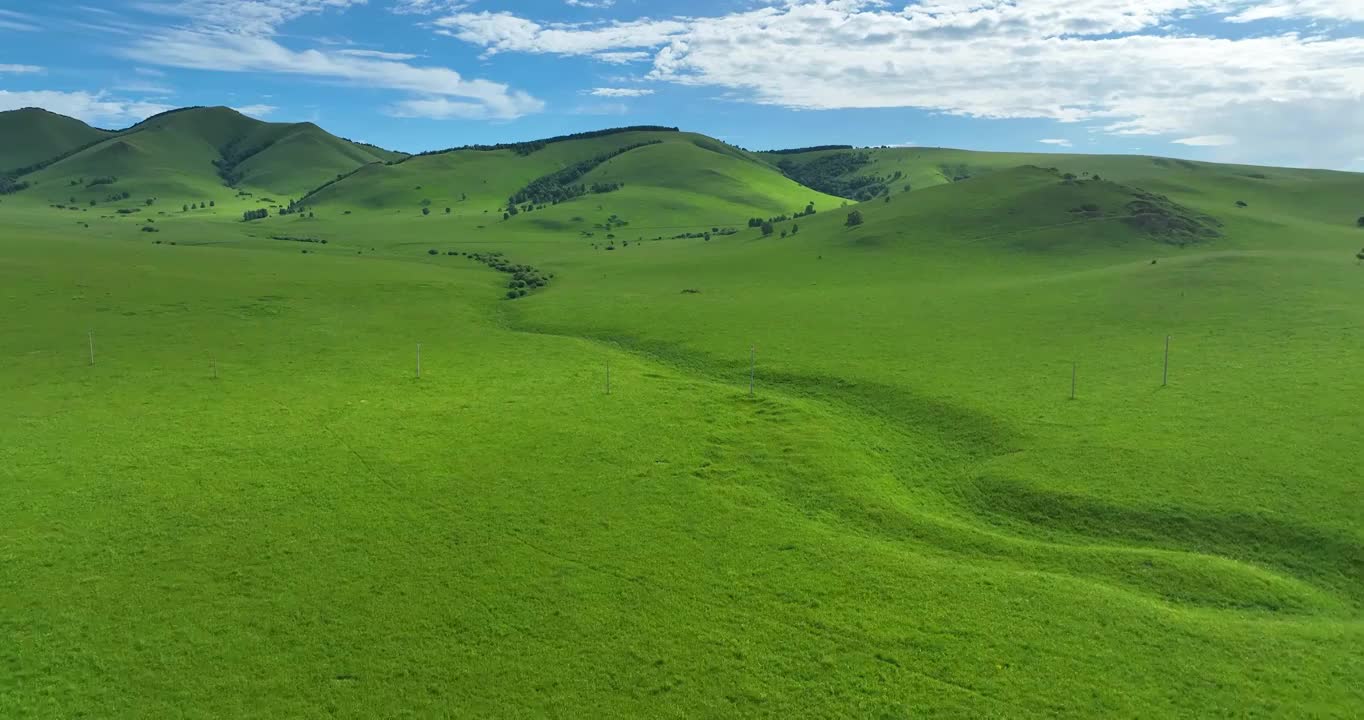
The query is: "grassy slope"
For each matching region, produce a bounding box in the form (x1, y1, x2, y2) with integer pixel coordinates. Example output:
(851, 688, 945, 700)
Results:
(306, 131, 843, 229)
(0, 108, 112, 174)
(1, 138, 1362, 718)
(12, 107, 400, 208)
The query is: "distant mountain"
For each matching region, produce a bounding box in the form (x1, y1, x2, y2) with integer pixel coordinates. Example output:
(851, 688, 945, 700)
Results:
(1, 106, 406, 203)
(0, 108, 114, 175)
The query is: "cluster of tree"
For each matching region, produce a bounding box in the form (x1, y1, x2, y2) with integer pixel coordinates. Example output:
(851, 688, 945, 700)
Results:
(748, 214, 791, 228)
(0, 176, 29, 195)
(270, 235, 327, 245)
(242, 208, 269, 222)
(776, 153, 902, 201)
(86, 176, 118, 187)
(846, 210, 865, 227)
(506, 141, 660, 208)
(671, 227, 738, 240)
(182, 201, 214, 211)
(291, 163, 375, 208)
(1357, 216, 1364, 228)
(764, 145, 856, 155)
(795, 202, 817, 218)
(454, 251, 554, 299)
(399, 126, 680, 163)
(106, 190, 132, 202)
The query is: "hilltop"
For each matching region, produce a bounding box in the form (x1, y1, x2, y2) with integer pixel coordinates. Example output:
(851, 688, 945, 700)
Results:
(0, 106, 405, 204)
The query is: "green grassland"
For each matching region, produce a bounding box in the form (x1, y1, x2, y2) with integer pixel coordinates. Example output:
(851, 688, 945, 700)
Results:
(2, 108, 1363, 718)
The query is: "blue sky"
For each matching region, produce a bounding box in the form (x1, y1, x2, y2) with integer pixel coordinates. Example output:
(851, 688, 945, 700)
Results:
(1, 1, 1362, 169)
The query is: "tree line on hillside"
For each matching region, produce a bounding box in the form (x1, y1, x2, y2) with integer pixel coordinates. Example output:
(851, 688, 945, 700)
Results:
(398, 126, 681, 163)
(776, 152, 905, 201)
(763, 145, 855, 155)
(505, 141, 661, 209)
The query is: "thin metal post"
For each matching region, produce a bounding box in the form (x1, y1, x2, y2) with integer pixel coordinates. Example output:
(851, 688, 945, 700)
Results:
(1163, 336, 1170, 387)
(213, 356, 218, 380)
(1070, 361, 1077, 400)
(88, 330, 95, 366)
(416, 343, 422, 379)
(606, 360, 611, 395)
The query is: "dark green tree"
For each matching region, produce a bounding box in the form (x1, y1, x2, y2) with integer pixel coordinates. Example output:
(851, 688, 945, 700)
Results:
(761, 221, 775, 237)
(422, 207, 431, 216)
(846, 210, 864, 227)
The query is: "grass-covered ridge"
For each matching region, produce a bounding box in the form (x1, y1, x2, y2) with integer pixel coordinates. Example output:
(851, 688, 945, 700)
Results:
(2, 108, 1363, 718)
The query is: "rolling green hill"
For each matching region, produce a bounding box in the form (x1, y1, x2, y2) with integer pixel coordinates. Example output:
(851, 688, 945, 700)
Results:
(303, 129, 842, 229)
(2, 108, 1363, 718)
(3, 106, 403, 208)
(0, 107, 113, 175)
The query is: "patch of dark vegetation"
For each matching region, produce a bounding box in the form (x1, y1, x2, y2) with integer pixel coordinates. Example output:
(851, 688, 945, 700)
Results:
(1123, 190, 1222, 244)
(116, 208, 139, 215)
(458, 251, 554, 299)
(506, 141, 660, 208)
(762, 145, 856, 155)
(1244, 172, 1269, 180)
(242, 208, 269, 222)
(140, 225, 159, 233)
(672, 228, 737, 240)
(1355, 216, 1364, 228)
(775, 152, 903, 200)
(939, 163, 973, 183)
(398, 126, 680, 162)
(1069, 203, 1104, 219)
(270, 235, 327, 245)
(86, 176, 117, 187)
(1235, 200, 1248, 208)
(681, 288, 701, 294)
(0, 176, 31, 195)
(292, 163, 380, 210)
(846, 210, 865, 227)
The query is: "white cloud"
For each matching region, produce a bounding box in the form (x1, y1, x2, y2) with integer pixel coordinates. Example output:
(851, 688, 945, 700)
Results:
(434, 1, 1364, 168)
(130, 0, 365, 35)
(0, 89, 172, 126)
(337, 49, 420, 60)
(233, 104, 278, 118)
(0, 8, 39, 30)
(566, 0, 616, 8)
(0, 64, 42, 74)
(437, 12, 688, 57)
(1173, 135, 1237, 146)
(590, 87, 654, 97)
(1039, 138, 1073, 147)
(124, 1, 543, 121)
(386, 97, 508, 119)
(391, 0, 468, 14)
(1225, 0, 1364, 23)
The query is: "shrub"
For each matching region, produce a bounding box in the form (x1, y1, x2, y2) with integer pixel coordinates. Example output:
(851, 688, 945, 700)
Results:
(141, 226, 159, 233)
(506, 289, 519, 299)
(428, 249, 439, 255)
(846, 210, 864, 227)
(445, 208, 451, 214)
(422, 207, 431, 216)
(209, 200, 215, 207)
(242, 208, 268, 222)
(1357, 216, 1364, 228)
(761, 222, 774, 237)
(1235, 200, 1248, 208)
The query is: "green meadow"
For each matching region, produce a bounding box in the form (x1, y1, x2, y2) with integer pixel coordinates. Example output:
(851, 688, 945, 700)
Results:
(2, 107, 1362, 718)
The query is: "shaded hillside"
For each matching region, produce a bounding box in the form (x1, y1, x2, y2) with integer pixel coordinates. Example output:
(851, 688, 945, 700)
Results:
(0, 108, 113, 175)
(12, 107, 403, 204)
(300, 130, 840, 227)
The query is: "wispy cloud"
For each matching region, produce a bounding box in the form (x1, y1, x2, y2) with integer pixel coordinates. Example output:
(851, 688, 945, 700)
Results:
(0, 89, 172, 125)
(232, 104, 278, 118)
(589, 87, 653, 97)
(122, 0, 543, 121)
(1039, 138, 1073, 147)
(0, 64, 43, 74)
(1172, 135, 1237, 146)
(337, 49, 420, 61)
(433, 1, 1364, 168)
